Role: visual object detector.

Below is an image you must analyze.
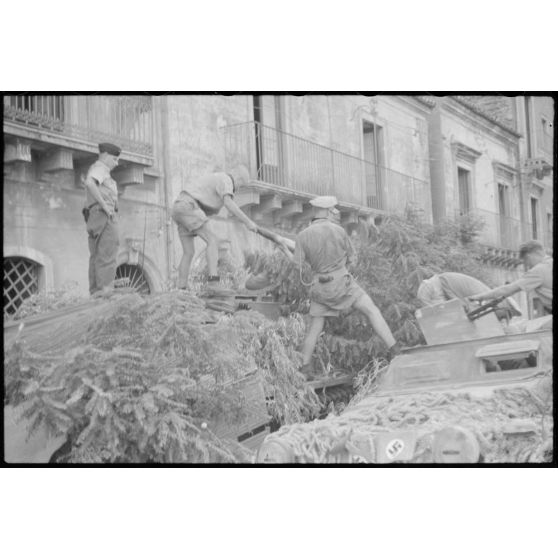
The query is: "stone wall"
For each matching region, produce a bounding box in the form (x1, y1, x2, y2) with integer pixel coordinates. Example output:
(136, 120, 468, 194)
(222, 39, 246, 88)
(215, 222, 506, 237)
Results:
(161, 94, 435, 272)
(3, 177, 168, 296)
(432, 97, 522, 249)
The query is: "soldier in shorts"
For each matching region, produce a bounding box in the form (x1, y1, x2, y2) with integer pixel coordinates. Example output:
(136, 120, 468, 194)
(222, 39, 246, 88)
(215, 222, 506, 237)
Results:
(171, 165, 258, 289)
(288, 196, 401, 378)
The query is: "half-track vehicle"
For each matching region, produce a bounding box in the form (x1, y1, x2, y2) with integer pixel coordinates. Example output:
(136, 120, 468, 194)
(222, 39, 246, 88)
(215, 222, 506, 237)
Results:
(256, 298, 553, 464)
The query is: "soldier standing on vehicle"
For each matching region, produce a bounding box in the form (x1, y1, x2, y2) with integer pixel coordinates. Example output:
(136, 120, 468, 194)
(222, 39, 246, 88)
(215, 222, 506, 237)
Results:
(82, 142, 121, 295)
(468, 240, 552, 314)
(171, 165, 262, 289)
(287, 195, 401, 379)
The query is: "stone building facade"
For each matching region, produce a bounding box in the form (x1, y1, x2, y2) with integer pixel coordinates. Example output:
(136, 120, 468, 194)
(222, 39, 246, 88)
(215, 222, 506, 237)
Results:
(427, 94, 553, 316)
(3, 94, 433, 315)
(3, 94, 553, 318)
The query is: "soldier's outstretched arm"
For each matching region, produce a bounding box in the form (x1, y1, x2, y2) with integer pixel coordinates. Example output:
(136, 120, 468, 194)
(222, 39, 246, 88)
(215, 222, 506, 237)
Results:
(222, 195, 258, 232)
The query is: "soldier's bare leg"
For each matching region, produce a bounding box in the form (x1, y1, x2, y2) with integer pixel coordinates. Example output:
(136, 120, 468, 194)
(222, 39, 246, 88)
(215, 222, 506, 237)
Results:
(194, 222, 219, 278)
(301, 316, 326, 366)
(178, 235, 195, 288)
(353, 293, 396, 349)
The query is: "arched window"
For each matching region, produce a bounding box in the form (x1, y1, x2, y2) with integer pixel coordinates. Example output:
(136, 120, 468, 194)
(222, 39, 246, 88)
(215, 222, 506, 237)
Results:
(115, 264, 151, 294)
(4, 257, 41, 316)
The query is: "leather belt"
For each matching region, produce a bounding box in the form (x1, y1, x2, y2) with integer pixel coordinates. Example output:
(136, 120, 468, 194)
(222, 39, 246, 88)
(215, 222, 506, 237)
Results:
(316, 267, 348, 283)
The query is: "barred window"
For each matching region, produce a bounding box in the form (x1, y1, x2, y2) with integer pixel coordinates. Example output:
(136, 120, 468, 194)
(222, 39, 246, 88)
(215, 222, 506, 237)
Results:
(115, 264, 151, 294)
(4, 257, 41, 317)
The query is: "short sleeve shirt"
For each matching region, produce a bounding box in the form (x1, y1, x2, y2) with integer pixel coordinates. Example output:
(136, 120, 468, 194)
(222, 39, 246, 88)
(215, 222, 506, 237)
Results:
(513, 257, 553, 309)
(180, 172, 234, 215)
(438, 272, 490, 300)
(85, 160, 118, 210)
(294, 219, 355, 274)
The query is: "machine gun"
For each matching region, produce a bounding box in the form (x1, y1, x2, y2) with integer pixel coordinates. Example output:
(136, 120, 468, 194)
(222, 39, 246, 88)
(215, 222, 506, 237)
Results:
(466, 296, 507, 321)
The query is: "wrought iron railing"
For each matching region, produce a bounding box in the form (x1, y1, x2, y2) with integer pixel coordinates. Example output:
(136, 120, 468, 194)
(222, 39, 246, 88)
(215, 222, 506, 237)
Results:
(4, 95, 153, 157)
(222, 121, 429, 212)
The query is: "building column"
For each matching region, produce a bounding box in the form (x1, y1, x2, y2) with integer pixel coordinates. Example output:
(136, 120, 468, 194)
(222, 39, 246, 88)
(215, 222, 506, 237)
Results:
(427, 103, 446, 225)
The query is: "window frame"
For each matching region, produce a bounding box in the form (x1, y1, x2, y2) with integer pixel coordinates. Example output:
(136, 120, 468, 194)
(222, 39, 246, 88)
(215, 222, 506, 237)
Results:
(530, 195, 540, 240)
(361, 118, 386, 209)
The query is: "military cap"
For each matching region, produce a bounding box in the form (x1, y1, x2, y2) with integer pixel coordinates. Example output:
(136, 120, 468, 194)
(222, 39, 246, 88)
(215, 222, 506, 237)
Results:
(98, 142, 122, 156)
(309, 195, 338, 209)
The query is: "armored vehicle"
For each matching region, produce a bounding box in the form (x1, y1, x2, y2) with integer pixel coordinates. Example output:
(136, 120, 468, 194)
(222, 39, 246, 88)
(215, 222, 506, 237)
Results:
(256, 298, 553, 463)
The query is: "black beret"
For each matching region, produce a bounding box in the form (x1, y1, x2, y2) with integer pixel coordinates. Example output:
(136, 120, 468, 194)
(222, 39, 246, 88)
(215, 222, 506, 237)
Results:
(98, 142, 122, 156)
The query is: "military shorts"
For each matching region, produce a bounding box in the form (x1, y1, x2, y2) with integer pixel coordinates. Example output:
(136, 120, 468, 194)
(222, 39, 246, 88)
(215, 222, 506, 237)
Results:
(171, 194, 209, 239)
(309, 268, 366, 318)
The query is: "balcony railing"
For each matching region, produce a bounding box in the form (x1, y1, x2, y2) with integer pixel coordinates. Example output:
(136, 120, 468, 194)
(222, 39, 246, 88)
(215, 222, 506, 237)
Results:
(4, 95, 153, 158)
(223, 121, 429, 212)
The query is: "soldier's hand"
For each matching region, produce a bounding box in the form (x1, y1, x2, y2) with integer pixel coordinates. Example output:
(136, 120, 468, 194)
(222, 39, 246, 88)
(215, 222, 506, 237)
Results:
(246, 221, 258, 233)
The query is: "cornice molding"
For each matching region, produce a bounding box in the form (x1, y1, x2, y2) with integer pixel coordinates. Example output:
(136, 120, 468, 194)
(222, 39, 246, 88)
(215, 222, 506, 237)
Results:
(394, 95, 436, 115)
(492, 160, 518, 183)
(452, 96, 520, 137)
(451, 141, 482, 163)
(443, 98, 521, 145)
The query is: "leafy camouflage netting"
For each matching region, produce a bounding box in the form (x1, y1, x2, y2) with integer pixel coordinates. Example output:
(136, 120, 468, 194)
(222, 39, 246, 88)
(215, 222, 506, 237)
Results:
(4, 291, 320, 463)
(264, 376, 553, 463)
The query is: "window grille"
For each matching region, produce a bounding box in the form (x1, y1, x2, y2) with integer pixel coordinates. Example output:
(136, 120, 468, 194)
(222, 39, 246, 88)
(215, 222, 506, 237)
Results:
(4, 257, 41, 316)
(114, 264, 151, 294)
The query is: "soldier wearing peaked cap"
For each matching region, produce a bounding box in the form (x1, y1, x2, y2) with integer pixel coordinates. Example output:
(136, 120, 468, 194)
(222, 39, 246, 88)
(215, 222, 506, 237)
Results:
(287, 195, 401, 379)
(309, 195, 338, 209)
(82, 142, 122, 294)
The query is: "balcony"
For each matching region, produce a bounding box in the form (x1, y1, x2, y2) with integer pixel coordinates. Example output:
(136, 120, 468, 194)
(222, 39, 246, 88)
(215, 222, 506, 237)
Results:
(454, 208, 527, 266)
(222, 121, 428, 215)
(4, 95, 153, 165)
(522, 157, 553, 181)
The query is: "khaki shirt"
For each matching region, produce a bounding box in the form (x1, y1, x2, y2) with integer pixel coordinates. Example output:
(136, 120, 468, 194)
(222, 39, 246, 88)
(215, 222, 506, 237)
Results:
(179, 172, 234, 215)
(294, 218, 355, 274)
(418, 272, 521, 316)
(418, 272, 492, 305)
(513, 256, 553, 309)
(85, 160, 118, 211)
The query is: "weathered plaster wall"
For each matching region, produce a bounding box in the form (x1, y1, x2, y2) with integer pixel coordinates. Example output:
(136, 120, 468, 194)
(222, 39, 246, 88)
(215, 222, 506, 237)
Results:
(162, 94, 435, 273)
(283, 95, 432, 218)
(438, 99, 521, 248)
(528, 96, 554, 249)
(165, 95, 252, 200)
(3, 178, 168, 295)
(163, 94, 279, 273)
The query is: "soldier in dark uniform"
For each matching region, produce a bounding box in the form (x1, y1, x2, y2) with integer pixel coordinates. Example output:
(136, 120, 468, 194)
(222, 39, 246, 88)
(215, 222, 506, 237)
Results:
(82, 143, 121, 294)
